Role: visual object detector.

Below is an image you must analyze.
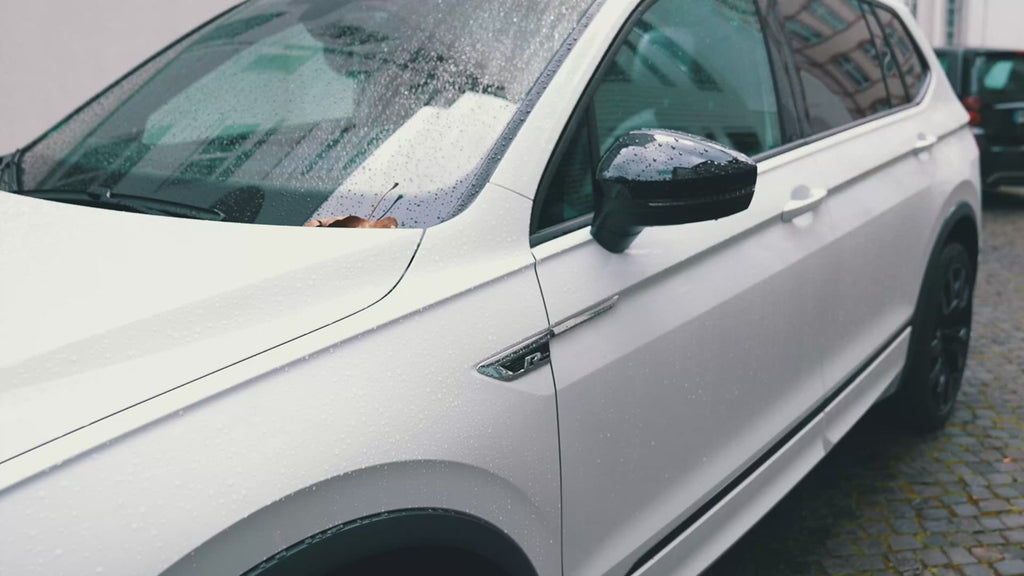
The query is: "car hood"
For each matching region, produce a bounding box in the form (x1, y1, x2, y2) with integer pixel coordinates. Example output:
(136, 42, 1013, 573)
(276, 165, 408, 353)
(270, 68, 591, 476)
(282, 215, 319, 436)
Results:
(0, 192, 422, 463)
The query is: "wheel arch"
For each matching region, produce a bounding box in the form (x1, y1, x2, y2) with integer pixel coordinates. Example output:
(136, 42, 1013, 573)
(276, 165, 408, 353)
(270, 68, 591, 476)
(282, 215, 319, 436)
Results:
(158, 459, 551, 576)
(933, 200, 980, 266)
(240, 508, 538, 576)
(889, 196, 978, 425)
(913, 198, 979, 313)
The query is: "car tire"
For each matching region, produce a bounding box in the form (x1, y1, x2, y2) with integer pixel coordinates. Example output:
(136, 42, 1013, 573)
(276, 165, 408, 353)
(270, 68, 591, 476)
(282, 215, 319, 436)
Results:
(338, 548, 510, 576)
(893, 241, 975, 431)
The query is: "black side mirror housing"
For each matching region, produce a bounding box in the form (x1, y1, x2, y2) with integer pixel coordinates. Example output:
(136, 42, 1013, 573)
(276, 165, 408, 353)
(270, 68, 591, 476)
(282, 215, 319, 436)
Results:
(591, 129, 757, 253)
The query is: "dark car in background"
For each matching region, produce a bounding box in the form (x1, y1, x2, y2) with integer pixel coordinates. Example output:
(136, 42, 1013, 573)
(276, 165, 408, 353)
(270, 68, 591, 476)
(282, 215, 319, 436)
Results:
(936, 47, 1024, 191)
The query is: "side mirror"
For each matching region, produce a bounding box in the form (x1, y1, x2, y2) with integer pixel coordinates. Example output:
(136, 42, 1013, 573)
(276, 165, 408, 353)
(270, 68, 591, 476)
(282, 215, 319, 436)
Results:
(591, 129, 757, 253)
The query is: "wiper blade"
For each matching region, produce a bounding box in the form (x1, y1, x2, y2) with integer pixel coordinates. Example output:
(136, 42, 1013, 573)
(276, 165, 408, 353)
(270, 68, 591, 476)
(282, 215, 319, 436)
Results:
(15, 188, 225, 221)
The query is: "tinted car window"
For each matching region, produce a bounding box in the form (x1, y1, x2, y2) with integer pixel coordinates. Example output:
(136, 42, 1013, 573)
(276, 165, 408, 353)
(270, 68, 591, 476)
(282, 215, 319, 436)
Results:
(976, 54, 1024, 104)
(537, 0, 781, 231)
(936, 50, 954, 75)
(873, 5, 927, 101)
(776, 0, 893, 134)
(15, 0, 595, 228)
(862, 4, 908, 105)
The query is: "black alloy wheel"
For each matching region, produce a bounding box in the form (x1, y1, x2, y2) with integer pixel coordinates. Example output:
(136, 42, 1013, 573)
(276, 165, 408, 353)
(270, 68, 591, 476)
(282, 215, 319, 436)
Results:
(929, 256, 972, 414)
(895, 241, 975, 431)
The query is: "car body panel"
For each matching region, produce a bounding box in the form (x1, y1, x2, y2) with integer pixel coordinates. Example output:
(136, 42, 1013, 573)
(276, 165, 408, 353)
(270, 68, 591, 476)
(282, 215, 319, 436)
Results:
(0, 191, 422, 463)
(811, 78, 966, 398)
(0, 185, 563, 576)
(532, 187, 832, 576)
(636, 328, 910, 576)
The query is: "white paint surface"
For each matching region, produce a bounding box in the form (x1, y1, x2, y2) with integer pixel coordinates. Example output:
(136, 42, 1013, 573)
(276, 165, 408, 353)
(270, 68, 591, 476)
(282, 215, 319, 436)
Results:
(0, 191, 422, 463)
(0, 0, 239, 153)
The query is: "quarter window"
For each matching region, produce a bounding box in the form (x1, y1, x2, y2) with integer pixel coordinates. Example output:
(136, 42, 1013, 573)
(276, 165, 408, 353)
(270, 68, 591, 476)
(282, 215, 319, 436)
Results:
(862, 4, 908, 105)
(873, 5, 928, 101)
(535, 0, 782, 233)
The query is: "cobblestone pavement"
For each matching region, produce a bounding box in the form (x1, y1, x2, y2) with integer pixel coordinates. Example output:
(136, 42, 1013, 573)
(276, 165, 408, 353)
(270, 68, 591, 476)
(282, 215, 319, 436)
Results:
(706, 190, 1024, 576)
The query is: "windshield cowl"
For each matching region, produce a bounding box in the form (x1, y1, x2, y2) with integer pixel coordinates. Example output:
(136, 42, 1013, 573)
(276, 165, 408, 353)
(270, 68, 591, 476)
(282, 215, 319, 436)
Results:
(13, 188, 228, 221)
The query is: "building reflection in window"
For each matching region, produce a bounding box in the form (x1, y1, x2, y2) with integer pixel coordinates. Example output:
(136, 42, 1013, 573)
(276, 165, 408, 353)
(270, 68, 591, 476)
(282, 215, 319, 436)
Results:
(771, 0, 894, 134)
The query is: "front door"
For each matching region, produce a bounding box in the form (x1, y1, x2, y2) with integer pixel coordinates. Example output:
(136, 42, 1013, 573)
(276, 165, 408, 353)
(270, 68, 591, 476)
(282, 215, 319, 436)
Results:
(530, 1, 834, 574)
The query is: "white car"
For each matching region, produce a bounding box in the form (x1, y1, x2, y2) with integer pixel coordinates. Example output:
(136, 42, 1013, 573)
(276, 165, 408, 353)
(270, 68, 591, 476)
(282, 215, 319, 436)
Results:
(0, 0, 979, 574)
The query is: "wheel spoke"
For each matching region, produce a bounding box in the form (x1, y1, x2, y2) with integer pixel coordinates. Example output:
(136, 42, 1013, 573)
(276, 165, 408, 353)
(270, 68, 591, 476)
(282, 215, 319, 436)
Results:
(932, 324, 968, 411)
(942, 265, 970, 316)
(929, 335, 947, 406)
(942, 327, 969, 375)
(943, 371, 955, 406)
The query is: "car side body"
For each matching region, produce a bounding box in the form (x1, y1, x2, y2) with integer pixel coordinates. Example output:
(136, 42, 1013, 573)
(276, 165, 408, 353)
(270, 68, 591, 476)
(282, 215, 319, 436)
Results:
(0, 1, 979, 575)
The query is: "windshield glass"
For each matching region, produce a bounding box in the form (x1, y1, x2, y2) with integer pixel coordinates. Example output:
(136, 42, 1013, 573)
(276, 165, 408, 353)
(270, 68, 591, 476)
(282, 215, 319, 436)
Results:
(15, 0, 594, 227)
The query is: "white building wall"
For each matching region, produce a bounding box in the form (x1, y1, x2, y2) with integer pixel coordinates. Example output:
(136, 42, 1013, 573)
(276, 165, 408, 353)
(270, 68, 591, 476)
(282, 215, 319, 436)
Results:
(0, 0, 239, 153)
(908, 0, 948, 47)
(961, 0, 1024, 49)
(907, 0, 1024, 50)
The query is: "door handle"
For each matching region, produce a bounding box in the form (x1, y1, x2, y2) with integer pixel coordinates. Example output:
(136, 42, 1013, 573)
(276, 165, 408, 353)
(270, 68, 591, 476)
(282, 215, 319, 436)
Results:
(914, 133, 938, 152)
(781, 186, 828, 222)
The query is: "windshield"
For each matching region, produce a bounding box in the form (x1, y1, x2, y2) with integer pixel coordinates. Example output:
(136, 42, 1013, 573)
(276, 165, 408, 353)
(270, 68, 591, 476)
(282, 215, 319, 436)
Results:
(14, 0, 594, 227)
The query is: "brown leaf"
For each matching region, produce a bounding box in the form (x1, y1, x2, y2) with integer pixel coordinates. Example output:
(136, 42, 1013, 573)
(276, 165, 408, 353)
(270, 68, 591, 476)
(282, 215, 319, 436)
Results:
(304, 216, 398, 229)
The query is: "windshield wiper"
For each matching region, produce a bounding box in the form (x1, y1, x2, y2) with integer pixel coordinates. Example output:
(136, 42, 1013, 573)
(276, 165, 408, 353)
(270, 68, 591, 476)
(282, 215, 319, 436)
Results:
(15, 188, 225, 221)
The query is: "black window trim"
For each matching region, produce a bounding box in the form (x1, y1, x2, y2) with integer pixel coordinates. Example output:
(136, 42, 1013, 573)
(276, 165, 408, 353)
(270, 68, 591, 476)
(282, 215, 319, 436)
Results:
(529, 0, 661, 246)
(530, 0, 932, 248)
(758, 0, 806, 146)
(868, 2, 912, 100)
(858, 4, 895, 106)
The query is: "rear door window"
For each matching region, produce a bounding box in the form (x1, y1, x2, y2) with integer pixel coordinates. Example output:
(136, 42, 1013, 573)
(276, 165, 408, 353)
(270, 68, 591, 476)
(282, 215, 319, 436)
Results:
(775, 0, 893, 134)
